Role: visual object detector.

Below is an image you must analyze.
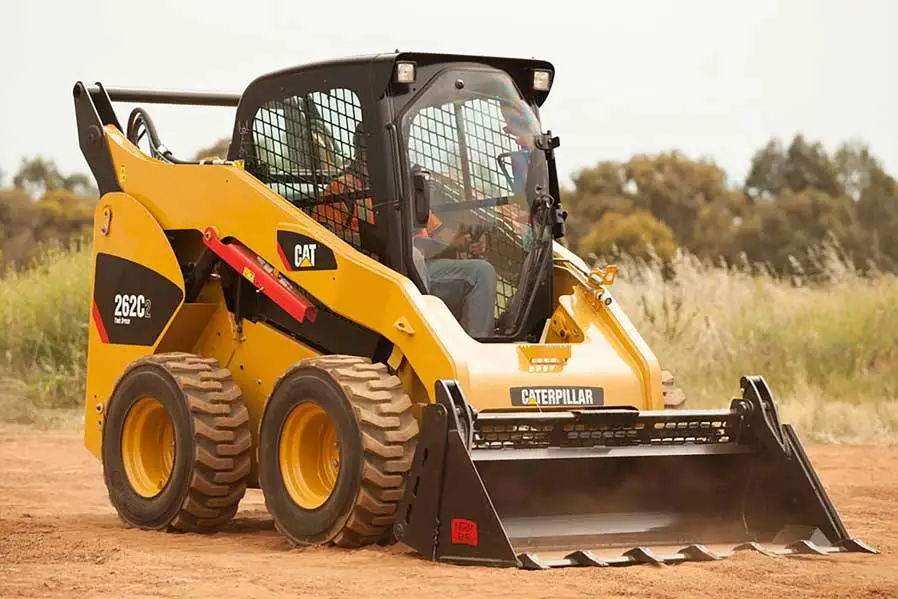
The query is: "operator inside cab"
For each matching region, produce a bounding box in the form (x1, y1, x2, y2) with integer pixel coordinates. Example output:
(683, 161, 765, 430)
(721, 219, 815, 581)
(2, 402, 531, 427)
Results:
(411, 203, 498, 339)
(325, 120, 500, 339)
(409, 89, 542, 339)
(324, 81, 542, 341)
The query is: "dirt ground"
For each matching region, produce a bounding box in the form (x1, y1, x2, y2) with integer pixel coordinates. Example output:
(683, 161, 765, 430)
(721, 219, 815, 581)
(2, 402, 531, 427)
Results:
(0, 432, 895, 599)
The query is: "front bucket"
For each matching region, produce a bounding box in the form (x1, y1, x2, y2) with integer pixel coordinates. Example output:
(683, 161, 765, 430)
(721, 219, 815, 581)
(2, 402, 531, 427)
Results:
(393, 377, 877, 569)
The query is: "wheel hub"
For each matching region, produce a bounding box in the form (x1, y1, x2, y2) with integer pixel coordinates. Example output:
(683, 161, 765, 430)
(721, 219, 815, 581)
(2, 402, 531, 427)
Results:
(279, 403, 340, 509)
(121, 396, 175, 498)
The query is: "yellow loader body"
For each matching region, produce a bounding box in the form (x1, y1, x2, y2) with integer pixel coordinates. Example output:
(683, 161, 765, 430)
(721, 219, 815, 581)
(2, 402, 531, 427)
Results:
(73, 51, 875, 569)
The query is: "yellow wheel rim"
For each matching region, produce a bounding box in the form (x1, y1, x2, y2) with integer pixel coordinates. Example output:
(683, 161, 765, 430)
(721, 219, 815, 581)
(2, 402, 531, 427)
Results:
(279, 403, 340, 509)
(121, 397, 175, 498)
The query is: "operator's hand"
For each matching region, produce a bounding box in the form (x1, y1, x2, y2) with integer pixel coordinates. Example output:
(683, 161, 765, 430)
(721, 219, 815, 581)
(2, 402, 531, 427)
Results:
(469, 236, 488, 257)
(450, 226, 471, 252)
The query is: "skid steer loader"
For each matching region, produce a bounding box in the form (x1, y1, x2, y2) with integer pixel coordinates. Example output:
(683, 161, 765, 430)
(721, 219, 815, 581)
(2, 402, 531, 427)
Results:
(73, 51, 876, 569)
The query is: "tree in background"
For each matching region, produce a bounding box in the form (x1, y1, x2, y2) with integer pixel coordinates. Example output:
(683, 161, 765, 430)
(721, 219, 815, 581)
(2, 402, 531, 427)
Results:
(563, 161, 632, 246)
(565, 134, 898, 278)
(3, 133, 898, 279)
(733, 188, 868, 276)
(12, 156, 96, 198)
(0, 158, 96, 269)
(564, 151, 747, 266)
(835, 142, 898, 271)
(738, 135, 898, 274)
(745, 135, 842, 201)
(578, 210, 677, 264)
(195, 138, 231, 161)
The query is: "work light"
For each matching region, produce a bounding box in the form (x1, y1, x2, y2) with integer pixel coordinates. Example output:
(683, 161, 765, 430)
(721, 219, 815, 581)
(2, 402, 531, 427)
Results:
(396, 61, 416, 84)
(533, 69, 551, 91)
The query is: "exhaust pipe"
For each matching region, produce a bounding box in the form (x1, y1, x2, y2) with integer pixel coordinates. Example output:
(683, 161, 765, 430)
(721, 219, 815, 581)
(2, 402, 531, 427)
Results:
(393, 377, 877, 569)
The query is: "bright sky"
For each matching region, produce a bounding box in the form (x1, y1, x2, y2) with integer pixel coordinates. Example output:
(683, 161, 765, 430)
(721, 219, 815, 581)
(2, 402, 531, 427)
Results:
(1, 0, 894, 188)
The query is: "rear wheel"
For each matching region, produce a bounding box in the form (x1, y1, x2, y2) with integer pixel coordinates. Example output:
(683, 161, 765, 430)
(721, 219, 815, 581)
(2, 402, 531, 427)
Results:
(102, 352, 252, 532)
(258, 356, 418, 547)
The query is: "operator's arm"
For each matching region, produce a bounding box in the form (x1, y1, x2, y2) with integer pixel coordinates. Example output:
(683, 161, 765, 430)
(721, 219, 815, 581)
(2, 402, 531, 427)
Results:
(423, 212, 480, 252)
(413, 212, 476, 260)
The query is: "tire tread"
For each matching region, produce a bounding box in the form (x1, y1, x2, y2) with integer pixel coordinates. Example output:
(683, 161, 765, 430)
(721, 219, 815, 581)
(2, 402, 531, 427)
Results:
(107, 352, 252, 533)
(265, 355, 418, 549)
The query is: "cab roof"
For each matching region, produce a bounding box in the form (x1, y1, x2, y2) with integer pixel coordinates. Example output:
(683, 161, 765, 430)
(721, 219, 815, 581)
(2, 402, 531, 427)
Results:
(241, 51, 556, 107)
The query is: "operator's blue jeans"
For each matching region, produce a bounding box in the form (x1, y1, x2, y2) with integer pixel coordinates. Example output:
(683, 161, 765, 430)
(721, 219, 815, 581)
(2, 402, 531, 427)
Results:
(416, 253, 498, 338)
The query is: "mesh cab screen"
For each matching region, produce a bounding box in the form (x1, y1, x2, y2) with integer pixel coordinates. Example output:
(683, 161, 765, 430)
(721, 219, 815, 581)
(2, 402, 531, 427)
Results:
(245, 88, 382, 259)
(407, 97, 533, 320)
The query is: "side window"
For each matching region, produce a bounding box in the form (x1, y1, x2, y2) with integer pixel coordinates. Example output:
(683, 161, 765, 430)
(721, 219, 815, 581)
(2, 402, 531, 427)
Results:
(407, 104, 463, 205)
(252, 99, 316, 198)
(308, 89, 363, 178)
(248, 88, 377, 257)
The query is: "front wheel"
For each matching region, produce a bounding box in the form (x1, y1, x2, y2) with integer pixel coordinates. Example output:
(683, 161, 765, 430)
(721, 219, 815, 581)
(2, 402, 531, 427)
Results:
(258, 356, 418, 547)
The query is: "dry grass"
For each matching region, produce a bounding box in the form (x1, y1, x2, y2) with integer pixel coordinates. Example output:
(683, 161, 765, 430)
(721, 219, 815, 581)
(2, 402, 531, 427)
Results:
(606, 246, 898, 444)
(1, 240, 896, 443)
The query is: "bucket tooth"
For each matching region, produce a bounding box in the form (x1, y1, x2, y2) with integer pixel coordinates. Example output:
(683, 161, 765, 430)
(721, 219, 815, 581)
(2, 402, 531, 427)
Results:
(564, 550, 609, 567)
(733, 542, 779, 557)
(839, 538, 879, 554)
(678, 544, 723, 561)
(517, 553, 550, 570)
(622, 546, 663, 565)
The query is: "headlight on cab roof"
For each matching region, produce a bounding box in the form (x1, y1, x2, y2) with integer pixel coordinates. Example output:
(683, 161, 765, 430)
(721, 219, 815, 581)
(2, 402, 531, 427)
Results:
(533, 69, 551, 91)
(396, 61, 416, 84)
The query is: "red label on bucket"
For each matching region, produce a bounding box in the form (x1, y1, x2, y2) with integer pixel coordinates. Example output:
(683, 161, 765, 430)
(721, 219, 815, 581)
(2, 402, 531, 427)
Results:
(450, 518, 478, 547)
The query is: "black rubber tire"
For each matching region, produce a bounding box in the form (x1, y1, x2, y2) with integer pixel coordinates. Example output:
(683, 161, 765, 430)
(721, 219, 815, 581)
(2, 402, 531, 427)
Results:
(102, 352, 252, 532)
(258, 355, 418, 548)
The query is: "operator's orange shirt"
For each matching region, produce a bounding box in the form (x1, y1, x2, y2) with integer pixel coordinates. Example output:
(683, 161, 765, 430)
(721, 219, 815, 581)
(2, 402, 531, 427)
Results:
(319, 171, 445, 240)
(317, 172, 374, 234)
(416, 212, 444, 238)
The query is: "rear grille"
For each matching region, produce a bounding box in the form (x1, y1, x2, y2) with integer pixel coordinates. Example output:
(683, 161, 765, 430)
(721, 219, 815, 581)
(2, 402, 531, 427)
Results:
(472, 411, 742, 450)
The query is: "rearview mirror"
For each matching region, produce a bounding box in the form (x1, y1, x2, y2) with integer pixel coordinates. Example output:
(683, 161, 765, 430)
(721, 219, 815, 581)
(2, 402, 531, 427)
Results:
(497, 150, 530, 195)
(412, 169, 432, 227)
